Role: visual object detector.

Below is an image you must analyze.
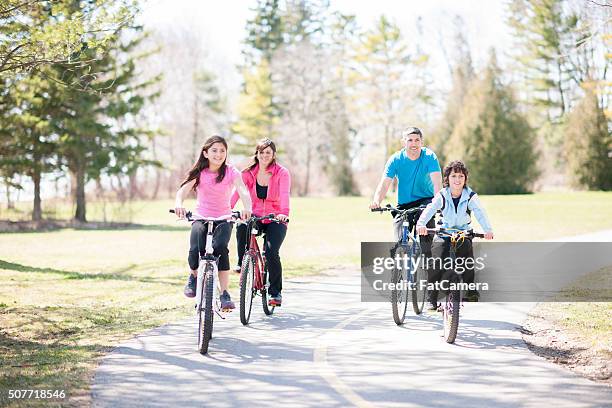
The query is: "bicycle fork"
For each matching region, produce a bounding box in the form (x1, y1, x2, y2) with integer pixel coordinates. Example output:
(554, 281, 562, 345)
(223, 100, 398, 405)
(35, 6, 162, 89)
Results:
(195, 220, 226, 320)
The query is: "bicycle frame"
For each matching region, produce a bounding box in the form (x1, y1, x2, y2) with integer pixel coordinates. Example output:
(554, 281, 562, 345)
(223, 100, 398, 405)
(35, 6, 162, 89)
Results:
(427, 227, 484, 343)
(399, 218, 420, 283)
(195, 219, 225, 319)
(245, 222, 267, 292)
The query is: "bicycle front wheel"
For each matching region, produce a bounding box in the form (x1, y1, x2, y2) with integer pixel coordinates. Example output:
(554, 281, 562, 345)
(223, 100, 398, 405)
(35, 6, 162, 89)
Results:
(239, 254, 256, 325)
(199, 265, 214, 354)
(391, 245, 409, 325)
(410, 241, 427, 315)
(443, 289, 460, 343)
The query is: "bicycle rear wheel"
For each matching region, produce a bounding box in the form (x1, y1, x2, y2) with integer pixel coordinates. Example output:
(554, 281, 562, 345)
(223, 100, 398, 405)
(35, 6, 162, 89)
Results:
(391, 245, 409, 325)
(262, 268, 275, 316)
(199, 265, 214, 354)
(443, 289, 460, 343)
(410, 241, 427, 315)
(239, 254, 256, 325)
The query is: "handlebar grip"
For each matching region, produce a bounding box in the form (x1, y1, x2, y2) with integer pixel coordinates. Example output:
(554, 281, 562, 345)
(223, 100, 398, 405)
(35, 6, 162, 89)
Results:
(169, 209, 175, 214)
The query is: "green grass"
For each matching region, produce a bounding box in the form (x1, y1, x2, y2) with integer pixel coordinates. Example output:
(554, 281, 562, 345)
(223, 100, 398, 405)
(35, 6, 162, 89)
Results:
(1, 192, 612, 406)
(528, 265, 612, 361)
(551, 265, 612, 351)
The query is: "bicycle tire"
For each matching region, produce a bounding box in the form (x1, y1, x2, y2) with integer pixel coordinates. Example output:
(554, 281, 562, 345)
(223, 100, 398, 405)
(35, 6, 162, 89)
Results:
(199, 265, 214, 354)
(239, 254, 256, 325)
(410, 241, 427, 315)
(443, 289, 460, 343)
(391, 245, 409, 325)
(262, 268, 275, 316)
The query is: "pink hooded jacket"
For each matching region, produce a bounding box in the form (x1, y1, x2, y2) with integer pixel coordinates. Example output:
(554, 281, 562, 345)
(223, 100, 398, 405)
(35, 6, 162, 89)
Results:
(231, 162, 291, 218)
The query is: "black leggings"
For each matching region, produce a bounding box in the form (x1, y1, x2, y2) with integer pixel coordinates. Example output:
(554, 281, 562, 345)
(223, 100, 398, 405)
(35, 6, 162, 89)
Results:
(427, 236, 474, 301)
(188, 221, 233, 271)
(236, 221, 287, 296)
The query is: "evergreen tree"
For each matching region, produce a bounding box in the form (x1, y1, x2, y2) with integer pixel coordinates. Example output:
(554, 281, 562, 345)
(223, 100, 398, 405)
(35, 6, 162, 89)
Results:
(447, 51, 538, 194)
(233, 59, 278, 150)
(1, 73, 59, 220)
(564, 88, 611, 190)
(431, 16, 475, 165)
(506, 0, 578, 122)
(52, 27, 160, 222)
(349, 15, 414, 160)
(234, 0, 285, 147)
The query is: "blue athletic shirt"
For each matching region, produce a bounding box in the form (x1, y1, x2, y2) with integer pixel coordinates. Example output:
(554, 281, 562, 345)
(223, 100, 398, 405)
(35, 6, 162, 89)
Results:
(384, 147, 441, 205)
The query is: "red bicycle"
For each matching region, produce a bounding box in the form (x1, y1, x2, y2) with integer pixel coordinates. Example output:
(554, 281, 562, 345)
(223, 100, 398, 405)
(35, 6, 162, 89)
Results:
(239, 214, 288, 325)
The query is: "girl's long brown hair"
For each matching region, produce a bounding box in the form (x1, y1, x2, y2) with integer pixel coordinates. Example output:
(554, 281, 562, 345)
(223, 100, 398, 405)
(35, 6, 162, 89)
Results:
(244, 138, 277, 172)
(180, 135, 228, 191)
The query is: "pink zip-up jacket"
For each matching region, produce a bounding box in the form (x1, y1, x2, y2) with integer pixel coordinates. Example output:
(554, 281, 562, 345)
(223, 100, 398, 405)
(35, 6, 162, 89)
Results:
(231, 162, 291, 219)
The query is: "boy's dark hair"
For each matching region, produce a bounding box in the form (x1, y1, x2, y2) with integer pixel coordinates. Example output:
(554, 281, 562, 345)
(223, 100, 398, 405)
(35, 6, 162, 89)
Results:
(443, 160, 469, 188)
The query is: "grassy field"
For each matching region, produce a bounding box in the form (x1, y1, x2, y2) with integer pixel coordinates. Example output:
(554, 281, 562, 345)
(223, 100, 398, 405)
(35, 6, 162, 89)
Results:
(1, 192, 611, 406)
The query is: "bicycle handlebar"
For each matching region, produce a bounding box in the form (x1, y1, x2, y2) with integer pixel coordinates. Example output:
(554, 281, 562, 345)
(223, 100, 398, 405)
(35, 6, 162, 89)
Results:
(425, 227, 485, 239)
(169, 209, 241, 222)
(247, 213, 289, 224)
(371, 203, 427, 215)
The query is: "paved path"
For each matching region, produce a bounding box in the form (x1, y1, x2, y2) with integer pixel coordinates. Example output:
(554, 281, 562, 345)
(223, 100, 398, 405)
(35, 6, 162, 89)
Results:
(92, 232, 612, 407)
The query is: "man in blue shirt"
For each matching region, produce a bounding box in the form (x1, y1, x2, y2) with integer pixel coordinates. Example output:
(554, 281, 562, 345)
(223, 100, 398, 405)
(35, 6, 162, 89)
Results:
(370, 127, 442, 241)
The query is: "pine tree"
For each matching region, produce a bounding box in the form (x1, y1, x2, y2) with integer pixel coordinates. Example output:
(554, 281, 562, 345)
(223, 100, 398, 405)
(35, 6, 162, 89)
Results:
(431, 16, 475, 166)
(447, 51, 538, 194)
(349, 15, 416, 160)
(506, 0, 578, 122)
(233, 0, 285, 147)
(52, 28, 159, 222)
(564, 88, 612, 190)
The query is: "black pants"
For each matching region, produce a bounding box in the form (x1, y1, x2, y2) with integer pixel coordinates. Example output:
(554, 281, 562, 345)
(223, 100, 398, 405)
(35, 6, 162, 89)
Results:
(427, 236, 474, 301)
(188, 221, 233, 271)
(236, 221, 287, 296)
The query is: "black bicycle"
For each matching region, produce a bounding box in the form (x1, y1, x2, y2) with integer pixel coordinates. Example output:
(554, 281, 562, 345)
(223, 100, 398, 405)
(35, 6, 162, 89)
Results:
(371, 204, 428, 325)
(426, 228, 484, 343)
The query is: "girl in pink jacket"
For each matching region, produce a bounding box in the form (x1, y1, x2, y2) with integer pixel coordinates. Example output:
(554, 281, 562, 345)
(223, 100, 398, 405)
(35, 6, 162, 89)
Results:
(231, 138, 291, 306)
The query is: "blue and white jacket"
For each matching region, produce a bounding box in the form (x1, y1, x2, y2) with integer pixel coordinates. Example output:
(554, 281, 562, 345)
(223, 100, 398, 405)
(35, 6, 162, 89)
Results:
(416, 186, 493, 232)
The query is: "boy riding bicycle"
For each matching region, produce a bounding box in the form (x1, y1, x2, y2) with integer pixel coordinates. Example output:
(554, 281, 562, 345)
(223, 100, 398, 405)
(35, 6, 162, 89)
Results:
(416, 160, 494, 309)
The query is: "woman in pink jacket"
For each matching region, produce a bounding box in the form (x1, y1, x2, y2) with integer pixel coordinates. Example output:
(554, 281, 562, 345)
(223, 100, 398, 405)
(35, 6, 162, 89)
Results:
(231, 138, 291, 306)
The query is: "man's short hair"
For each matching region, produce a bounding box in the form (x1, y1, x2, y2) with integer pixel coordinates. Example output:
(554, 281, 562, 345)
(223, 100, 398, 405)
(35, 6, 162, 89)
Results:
(401, 127, 423, 139)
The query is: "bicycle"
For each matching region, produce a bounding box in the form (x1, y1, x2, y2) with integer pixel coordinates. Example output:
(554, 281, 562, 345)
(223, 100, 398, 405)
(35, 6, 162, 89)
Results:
(371, 204, 428, 325)
(238, 214, 288, 325)
(425, 227, 484, 344)
(170, 209, 239, 354)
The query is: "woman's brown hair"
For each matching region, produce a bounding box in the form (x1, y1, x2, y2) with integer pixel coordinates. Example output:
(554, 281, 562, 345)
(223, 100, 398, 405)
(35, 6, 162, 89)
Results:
(244, 138, 277, 172)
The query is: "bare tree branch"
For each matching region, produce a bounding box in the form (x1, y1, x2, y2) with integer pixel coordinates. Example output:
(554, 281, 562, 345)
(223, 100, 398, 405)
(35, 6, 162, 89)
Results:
(585, 0, 612, 7)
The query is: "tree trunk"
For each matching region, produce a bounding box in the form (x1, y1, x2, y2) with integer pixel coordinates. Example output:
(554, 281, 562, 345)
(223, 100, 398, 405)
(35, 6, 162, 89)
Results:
(73, 164, 87, 222)
(303, 139, 312, 196)
(5, 181, 14, 210)
(32, 170, 42, 221)
(129, 172, 139, 200)
(151, 138, 160, 200)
